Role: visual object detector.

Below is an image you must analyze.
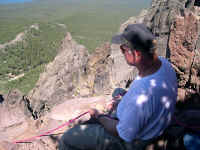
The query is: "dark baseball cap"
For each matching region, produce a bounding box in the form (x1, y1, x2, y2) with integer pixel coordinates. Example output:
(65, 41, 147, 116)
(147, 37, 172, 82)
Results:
(112, 23, 156, 53)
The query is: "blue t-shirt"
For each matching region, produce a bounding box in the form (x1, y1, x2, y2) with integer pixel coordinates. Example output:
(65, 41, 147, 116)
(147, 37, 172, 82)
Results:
(116, 57, 177, 142)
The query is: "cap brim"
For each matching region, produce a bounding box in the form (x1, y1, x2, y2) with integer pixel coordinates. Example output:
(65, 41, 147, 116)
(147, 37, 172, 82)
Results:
(111, 34, 125, 45)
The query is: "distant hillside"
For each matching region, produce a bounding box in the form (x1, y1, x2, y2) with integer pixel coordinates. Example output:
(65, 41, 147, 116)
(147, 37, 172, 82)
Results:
(0, 22, 66, 94)
(0, 0, 150, 51)
(0, 0, 149, 94)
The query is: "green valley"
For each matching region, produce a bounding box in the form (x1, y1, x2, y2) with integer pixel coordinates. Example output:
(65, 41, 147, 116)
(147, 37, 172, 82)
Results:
(0, 0, 150, 94)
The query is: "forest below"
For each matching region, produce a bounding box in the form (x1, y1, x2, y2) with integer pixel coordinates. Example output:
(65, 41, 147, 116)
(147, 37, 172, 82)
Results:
(0, 0, 149, 94)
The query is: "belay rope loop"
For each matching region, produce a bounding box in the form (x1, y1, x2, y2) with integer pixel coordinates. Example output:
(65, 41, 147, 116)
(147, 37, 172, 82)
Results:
(13, 111, 89, 144)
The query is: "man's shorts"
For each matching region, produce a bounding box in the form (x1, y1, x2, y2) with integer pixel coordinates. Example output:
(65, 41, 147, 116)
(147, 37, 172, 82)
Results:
(59, 123, 151, 150)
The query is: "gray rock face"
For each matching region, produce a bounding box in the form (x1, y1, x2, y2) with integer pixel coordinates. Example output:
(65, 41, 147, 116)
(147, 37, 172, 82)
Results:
(77, 42, 113, 96)
(143, 0, 200, 100)
(169, 11, 199, 91)
(0, 138, 59, 150)
(144, 0, 187, 56)
(27, 32, 89, 118)
(0, 90, 28, 142)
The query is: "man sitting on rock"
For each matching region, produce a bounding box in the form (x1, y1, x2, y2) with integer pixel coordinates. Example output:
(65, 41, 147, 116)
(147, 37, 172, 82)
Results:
(59, 24, 178, 150)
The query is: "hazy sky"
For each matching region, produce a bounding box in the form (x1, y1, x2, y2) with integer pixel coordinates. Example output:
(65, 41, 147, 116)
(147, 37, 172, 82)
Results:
(0, 0, 33, 4)
(0, 0, 151, 6)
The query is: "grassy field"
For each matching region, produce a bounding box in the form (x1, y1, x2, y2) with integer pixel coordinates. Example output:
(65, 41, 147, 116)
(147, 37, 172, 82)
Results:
(0, 0, 150, 94)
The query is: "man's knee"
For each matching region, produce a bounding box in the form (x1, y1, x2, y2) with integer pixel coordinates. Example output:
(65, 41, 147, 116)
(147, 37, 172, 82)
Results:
(59, 139, 78, 150)
(59, 124, 101, 150)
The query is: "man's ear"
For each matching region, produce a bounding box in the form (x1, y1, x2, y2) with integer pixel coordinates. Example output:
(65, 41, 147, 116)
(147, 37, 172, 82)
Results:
(134, 50, 142, 58)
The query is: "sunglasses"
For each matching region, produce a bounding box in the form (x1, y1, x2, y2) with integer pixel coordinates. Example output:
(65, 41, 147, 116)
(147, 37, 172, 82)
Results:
(120, 44, 132, 54)
(119, 37, 135, 54)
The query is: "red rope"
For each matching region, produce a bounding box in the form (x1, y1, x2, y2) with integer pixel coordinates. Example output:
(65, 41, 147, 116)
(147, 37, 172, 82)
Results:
(13, 111, 89, 144)
(12, 96, 119, 144)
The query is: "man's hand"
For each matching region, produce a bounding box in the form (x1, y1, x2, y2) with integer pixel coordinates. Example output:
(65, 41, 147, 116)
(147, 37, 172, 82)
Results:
(88, 108, 119, 137)
(88, 108, 100, 119)
(106, 100, 117, 111)
(106, 97, 121, 112)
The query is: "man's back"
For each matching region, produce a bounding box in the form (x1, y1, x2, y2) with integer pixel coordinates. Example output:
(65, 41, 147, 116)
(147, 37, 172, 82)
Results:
(116, 57, 177, 142)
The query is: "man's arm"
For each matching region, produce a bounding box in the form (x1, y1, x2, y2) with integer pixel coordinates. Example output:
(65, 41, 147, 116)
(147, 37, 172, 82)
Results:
(106, 99, 121, 113)
(98, 115, 119, 137)
(88, 109, 119, 137)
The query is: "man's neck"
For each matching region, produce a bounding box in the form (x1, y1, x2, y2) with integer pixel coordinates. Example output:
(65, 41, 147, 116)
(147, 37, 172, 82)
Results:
(137, 55, 161, 77)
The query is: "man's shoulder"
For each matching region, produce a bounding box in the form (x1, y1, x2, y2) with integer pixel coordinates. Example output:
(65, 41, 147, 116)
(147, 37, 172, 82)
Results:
(158, 56, 167, 61)
(158, 56, 172, 68)
(129, 78, 148, 94)
(159, 57, 176, 77)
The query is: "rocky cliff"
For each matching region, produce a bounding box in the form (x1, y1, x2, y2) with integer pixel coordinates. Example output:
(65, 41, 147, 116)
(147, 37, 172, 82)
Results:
(144, 0, 200, 100)
(0, 0, 200, 149)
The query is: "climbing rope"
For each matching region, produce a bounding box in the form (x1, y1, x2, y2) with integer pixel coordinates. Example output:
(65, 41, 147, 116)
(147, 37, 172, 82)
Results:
(12, 94, 121, 144)
(13, 111, 89, 144)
